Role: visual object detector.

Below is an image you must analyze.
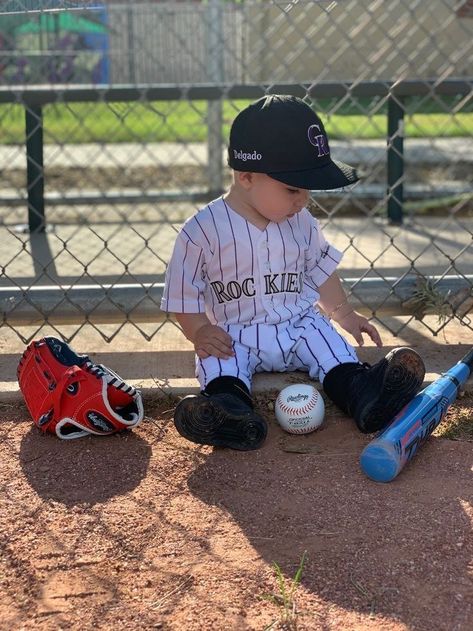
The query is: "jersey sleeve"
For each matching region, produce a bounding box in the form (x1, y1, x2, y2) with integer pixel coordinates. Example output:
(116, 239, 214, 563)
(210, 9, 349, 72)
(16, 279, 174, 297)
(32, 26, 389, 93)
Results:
(160, 227, 207, 314)
(304, 214, 343, 290)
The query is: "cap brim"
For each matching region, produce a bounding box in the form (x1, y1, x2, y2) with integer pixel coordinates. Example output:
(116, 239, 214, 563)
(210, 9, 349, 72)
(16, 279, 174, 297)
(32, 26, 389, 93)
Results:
(267, 159, 359, 191)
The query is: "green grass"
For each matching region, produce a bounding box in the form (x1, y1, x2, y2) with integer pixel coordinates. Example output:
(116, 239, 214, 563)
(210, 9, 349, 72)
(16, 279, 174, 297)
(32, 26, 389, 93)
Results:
(262, 550, 308, 631)
(1, 100, 472, 144)
(324, 112, 473, 139)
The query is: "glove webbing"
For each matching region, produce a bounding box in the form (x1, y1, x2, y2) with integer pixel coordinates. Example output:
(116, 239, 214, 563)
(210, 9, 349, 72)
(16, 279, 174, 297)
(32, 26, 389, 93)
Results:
(84, 361, 137, 397)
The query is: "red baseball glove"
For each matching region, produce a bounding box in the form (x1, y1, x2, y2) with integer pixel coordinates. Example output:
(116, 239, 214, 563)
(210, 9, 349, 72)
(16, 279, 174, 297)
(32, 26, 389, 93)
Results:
(17, 337, 144, 439)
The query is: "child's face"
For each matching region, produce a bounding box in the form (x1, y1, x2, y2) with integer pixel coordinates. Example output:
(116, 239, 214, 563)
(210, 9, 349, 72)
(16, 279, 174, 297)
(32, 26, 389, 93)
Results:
(244, 173, 310, 223)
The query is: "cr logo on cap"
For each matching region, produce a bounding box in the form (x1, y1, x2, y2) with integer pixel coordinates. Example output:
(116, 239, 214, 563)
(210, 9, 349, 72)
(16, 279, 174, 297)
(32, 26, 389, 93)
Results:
(307, 124, 330, 158)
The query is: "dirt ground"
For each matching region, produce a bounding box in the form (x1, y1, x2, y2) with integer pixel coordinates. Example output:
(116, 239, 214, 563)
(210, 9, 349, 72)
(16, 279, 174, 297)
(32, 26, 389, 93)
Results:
(1, 384, 472, 631)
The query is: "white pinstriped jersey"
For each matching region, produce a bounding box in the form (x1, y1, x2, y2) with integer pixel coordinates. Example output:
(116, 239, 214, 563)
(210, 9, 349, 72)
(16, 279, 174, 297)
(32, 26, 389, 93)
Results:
(161, 197, 343, 326)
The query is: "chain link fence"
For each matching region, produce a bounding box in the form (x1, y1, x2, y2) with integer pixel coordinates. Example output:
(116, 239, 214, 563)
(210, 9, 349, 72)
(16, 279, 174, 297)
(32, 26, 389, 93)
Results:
(1, 0, 472, 344)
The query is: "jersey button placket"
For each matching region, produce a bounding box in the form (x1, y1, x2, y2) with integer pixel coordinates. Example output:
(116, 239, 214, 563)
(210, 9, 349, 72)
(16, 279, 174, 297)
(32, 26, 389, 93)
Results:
(262, 237, 269, 270)
(258, 235, 271, 314)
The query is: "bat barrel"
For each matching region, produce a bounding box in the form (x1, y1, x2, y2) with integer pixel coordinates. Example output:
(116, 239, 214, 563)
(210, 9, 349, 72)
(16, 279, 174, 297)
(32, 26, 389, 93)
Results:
(359, 439, 401, 482)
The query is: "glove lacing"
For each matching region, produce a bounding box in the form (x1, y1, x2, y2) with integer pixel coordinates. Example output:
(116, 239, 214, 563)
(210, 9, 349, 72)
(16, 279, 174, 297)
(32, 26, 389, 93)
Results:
(83, 360, 137, 397)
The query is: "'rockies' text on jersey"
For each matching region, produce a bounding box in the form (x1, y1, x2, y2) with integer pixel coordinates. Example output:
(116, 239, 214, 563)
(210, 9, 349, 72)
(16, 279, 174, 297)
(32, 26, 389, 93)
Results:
(160, 197, 343, 326)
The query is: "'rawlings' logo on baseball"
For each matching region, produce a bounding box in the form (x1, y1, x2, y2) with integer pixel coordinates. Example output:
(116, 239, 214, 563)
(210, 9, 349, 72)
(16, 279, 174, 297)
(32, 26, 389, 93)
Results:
(287, 394, 309, 402)
(277, 389, 318, 417)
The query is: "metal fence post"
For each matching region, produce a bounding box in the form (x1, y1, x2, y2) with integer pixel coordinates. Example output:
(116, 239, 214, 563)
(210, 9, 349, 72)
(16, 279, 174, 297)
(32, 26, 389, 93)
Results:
(127, 3, 136, 83)
(206, 0, 224, 196)
(25, 104, 45, 233)
(387, 95, 405, 225)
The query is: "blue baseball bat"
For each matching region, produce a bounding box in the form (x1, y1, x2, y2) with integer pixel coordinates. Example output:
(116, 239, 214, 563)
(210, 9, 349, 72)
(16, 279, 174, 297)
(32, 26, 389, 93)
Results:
(360, 348, 473, 483)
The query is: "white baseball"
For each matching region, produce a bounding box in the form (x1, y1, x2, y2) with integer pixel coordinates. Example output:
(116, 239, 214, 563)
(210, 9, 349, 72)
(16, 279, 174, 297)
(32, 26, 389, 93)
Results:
(275, 384, 325, 434)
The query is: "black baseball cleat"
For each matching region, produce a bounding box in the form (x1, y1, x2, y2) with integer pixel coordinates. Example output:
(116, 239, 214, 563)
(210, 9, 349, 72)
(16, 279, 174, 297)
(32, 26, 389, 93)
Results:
(350, 347, 425, 433)
(173, 392, 267, 450)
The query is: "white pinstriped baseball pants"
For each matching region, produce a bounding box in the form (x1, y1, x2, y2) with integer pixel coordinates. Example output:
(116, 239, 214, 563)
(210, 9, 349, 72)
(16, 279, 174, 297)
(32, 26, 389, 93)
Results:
(196, 310, 359, 391)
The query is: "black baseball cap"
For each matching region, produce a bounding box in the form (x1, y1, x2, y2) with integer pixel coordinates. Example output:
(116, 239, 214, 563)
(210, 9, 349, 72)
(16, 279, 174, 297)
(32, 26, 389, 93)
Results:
(227, 94, 359, 191)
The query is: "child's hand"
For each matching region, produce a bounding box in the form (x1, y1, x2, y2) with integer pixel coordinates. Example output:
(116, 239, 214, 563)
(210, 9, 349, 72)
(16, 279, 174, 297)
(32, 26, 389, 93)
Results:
(335, 310, 382, 348)
(193, 324, 235, 360)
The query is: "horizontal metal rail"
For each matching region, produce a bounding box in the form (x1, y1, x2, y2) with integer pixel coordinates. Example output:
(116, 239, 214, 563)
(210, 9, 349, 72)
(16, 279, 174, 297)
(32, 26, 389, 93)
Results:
(2, 275, 472, 325)
(1, 79, 471, 103)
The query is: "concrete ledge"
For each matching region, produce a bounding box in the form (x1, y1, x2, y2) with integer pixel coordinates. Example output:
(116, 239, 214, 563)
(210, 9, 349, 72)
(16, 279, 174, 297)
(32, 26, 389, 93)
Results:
(2, 318, 472, 404)
(3, 371, 471, 406)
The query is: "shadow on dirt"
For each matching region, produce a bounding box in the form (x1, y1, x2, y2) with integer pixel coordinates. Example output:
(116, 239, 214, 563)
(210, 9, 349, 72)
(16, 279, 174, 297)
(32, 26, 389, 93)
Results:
(19, 428, 151, 506)
(187, 411, 473, 629)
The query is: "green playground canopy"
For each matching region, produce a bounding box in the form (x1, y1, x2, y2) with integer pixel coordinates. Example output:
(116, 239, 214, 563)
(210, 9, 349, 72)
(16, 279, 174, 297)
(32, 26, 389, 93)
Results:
(14, 12, 107, 35)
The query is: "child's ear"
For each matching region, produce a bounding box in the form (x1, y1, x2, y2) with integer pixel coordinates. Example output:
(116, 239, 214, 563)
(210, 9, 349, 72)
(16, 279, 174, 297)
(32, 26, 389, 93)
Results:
(236, 171, 254, 189)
